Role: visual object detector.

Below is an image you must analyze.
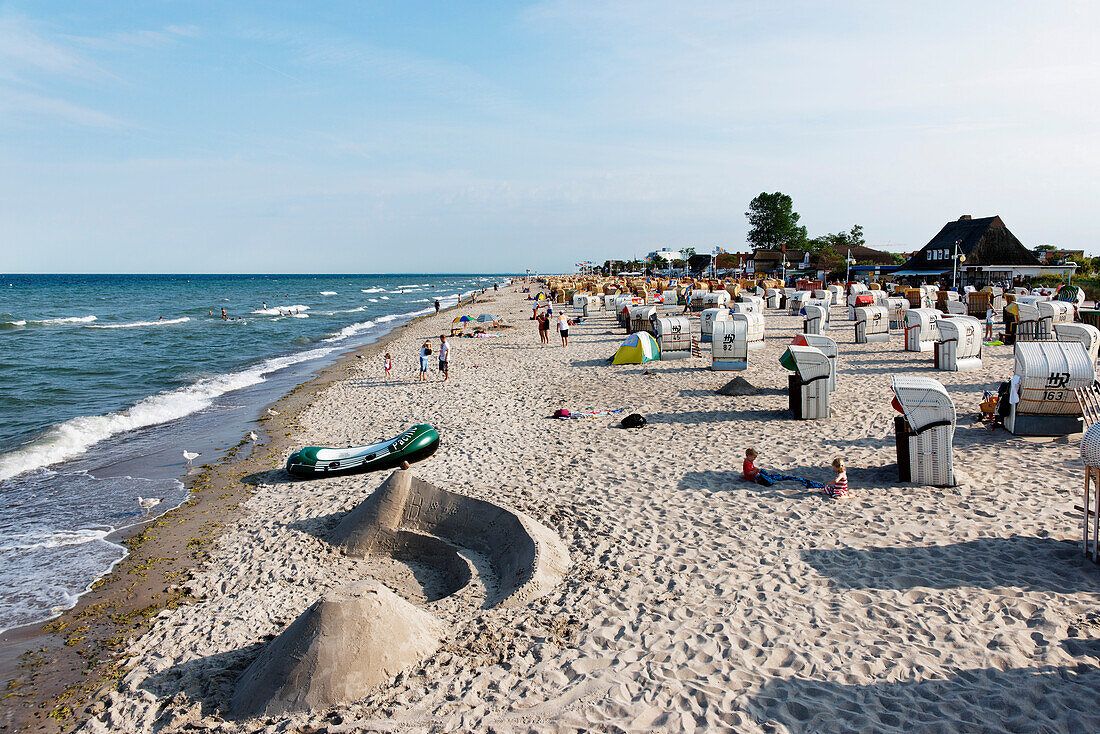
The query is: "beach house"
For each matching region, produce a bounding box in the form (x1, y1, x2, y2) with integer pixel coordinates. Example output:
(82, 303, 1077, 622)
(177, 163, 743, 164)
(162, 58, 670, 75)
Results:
(894, 215, 1076, 287)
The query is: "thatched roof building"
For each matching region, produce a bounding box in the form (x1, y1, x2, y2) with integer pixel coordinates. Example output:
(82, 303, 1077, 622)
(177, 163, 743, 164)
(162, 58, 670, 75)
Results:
(895, 215, 1074, 285)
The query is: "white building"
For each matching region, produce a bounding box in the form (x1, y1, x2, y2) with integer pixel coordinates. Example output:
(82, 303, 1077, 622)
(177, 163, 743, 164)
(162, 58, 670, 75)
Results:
(648, 248, 683, 263)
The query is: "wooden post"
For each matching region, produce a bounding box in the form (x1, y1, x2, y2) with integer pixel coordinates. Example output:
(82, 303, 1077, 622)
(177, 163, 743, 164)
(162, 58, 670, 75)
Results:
(1087, 466, 1100, 562)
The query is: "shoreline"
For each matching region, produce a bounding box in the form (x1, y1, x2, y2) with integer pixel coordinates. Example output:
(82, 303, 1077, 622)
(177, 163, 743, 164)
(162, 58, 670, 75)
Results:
(0, 289, 494, 733)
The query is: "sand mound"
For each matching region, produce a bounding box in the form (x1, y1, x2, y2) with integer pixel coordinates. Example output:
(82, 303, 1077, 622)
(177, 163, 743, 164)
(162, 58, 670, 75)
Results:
(716, 376, 759, 396)
(330, 469, 570, 608)
(230, 580, 441, 718)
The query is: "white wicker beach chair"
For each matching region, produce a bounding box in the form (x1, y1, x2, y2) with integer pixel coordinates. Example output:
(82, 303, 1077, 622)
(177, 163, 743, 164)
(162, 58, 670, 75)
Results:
(891, 375, 956, 487)
(712, 319, 748, 371)
(934, 316, 983, 371)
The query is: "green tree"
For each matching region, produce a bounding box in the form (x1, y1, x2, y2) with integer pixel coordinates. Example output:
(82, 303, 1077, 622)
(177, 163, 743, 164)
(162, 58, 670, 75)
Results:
(745, 192, 807, 250)
(681, 247, 696, 259)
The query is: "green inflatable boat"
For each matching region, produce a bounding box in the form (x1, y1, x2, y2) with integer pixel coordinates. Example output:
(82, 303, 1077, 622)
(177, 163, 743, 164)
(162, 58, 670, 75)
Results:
(285, 423, 440, 478)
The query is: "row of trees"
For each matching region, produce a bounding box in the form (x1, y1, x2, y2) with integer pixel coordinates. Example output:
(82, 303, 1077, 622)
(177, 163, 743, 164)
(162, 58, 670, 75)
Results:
(746, 192, 904, 274)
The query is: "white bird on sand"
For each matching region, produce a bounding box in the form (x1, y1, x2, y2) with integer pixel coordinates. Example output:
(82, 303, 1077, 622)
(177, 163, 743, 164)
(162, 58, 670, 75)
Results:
(183, 450, 200, 465)
(137, 497, 162, 515)
(267, 409, 279, 416)
(249, 431, 258, 444)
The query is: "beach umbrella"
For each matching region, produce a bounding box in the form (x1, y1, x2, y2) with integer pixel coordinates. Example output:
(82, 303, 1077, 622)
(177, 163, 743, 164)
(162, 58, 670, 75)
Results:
(453, 315, 474, 324)
(476, 314, 497, 322)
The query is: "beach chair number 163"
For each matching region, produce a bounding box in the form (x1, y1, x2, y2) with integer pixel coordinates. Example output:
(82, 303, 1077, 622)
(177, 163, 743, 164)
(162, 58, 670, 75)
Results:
(1044, 372, 1070, 400)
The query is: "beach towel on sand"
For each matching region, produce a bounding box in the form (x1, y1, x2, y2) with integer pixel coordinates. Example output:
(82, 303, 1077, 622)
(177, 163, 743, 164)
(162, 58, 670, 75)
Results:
(757, 470, 825, 489)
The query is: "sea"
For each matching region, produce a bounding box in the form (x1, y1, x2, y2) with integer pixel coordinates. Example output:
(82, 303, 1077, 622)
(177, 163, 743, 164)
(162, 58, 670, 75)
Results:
(0, 273, 506, 634)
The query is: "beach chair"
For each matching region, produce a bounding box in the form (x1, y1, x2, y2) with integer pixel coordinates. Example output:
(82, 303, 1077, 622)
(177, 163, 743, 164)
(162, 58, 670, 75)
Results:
(1007, 342, 1095, 436)
(855, 305, 890, 344)
(780, 345, 831, 419)
(655, 316, 692, 360)
(934, 316, 983, 371)
(803, 304, 827, 335)
(891, 375, 956, 487)
(733, 311, 765, 351)
(1056, 323, 1100, 364)
(699, 307, 731, 343)
(711, 319, 748, 371)
(795, 334, 838, 392)
(1037, 300, 1073, 338)
(904, 308, 941, 352)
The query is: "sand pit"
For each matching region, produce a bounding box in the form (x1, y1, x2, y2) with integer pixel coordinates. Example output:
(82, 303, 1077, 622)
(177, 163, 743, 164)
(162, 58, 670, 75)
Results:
(230, 580, 441, 717)
(331, 469, 571, 608)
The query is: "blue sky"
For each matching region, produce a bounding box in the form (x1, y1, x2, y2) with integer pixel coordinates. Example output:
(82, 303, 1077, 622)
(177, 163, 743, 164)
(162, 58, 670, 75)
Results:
(1, 1, 1098, 273)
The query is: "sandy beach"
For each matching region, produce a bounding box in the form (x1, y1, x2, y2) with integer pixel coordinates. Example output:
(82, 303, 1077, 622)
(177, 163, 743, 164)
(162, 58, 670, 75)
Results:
(17, 285, 1100, 733)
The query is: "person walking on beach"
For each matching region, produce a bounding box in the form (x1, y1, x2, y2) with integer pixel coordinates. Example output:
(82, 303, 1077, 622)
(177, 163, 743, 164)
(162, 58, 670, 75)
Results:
(537, 310, 550, 344)
(557, 312, 570, 347)
(435, 299, 441, 314)
(418, 342, 431, 382)
(823, 457, 849, 499)
(985, 307, 994, 341)
(383, 352, 392, 380)
(438, 335, 450, 382)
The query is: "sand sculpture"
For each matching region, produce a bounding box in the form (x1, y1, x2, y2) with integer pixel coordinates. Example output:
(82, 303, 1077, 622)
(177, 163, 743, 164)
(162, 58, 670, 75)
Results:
(232, 470, 569, 716)
(231, 580, 441, 717)
(330, 468, 571, 608)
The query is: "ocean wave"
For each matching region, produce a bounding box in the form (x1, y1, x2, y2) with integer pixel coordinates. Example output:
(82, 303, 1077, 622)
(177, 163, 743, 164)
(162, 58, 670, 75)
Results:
(88, 317, 190, 329)
(361, 288, 385, 293)
(327, 306, 369, 315)
(0, 320, 27, 328)
(0, 347, 336, 482)
(0, 528, 112, 553)
(250, 305, 310, 316)
(367, 298, 379, 303)
(26, 315, 98, 325)
(319, 291, 337, 295)
(380, 296, 390, 300)
(325, 320, 376, 342)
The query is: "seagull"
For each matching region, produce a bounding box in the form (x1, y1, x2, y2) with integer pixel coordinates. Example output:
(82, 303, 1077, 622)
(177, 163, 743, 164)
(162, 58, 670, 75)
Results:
(183, 450, 200, 465)
(137, 497, 162, 515)
(266, 409, 279, 417)
(249, 431, 258, 444)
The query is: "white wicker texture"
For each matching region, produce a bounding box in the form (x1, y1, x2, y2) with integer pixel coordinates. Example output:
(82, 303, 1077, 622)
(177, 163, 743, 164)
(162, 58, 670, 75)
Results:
(1014, 341, 1095, 416)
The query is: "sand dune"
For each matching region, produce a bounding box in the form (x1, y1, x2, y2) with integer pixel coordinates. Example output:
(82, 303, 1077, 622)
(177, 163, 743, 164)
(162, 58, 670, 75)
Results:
(82, 288, 1100, 733)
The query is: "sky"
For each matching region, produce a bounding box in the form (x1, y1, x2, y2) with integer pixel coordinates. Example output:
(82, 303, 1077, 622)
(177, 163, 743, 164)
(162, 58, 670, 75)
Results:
(1, 1, 1098, 273)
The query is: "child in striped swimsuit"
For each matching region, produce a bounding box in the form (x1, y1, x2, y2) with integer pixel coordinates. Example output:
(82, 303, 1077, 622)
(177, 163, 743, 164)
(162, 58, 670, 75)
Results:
(823, 457, 849, 499)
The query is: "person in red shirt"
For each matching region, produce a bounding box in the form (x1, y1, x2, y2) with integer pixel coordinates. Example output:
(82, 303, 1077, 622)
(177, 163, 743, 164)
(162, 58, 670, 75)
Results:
(742, 448, 773, 486)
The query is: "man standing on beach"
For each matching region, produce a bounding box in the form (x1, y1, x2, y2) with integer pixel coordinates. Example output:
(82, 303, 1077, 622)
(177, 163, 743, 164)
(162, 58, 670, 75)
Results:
(434, 299, 441, 314)
(438, 335, 450, 382)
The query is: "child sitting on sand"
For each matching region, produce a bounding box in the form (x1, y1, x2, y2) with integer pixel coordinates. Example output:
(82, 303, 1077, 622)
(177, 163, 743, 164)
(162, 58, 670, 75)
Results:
(823, 457, 849, 499)
(741, 448, 774, 487)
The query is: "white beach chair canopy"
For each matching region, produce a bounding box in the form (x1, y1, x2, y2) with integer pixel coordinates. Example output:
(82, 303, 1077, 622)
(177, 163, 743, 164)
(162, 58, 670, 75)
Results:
(891, 375, 956, 437)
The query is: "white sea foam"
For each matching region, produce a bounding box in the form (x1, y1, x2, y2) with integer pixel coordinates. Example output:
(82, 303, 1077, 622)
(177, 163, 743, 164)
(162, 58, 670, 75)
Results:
(88, 317, 190, 329)
(325, 320, 377, 342)
(367, 298, 379, 303)
(361, 288, 385, 293)
(331, 306, 369, 314)
(0, 347, 336, 482)
(0, 528, 112, 553)
(29, 315, 97, 325)
(319, 291, 337, 295)
(0, 320, 27, 327)
(380, 296, 390, 300)
(250, 305, 310, 316)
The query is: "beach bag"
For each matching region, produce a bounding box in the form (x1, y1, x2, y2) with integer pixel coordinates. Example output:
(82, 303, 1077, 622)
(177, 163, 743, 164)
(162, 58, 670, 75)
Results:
(620, 413, 647, 429)
(554, 408, 571, 418)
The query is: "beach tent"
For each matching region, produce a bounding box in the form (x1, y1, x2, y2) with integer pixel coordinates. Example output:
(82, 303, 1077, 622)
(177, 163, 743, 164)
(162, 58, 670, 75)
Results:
(612, 333, 660, 365)
(476, 314, 497, 322)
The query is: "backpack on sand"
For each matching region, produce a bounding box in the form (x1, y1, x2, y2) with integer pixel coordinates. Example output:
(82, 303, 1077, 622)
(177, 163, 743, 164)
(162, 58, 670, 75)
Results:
(620, 413, 647, 429)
